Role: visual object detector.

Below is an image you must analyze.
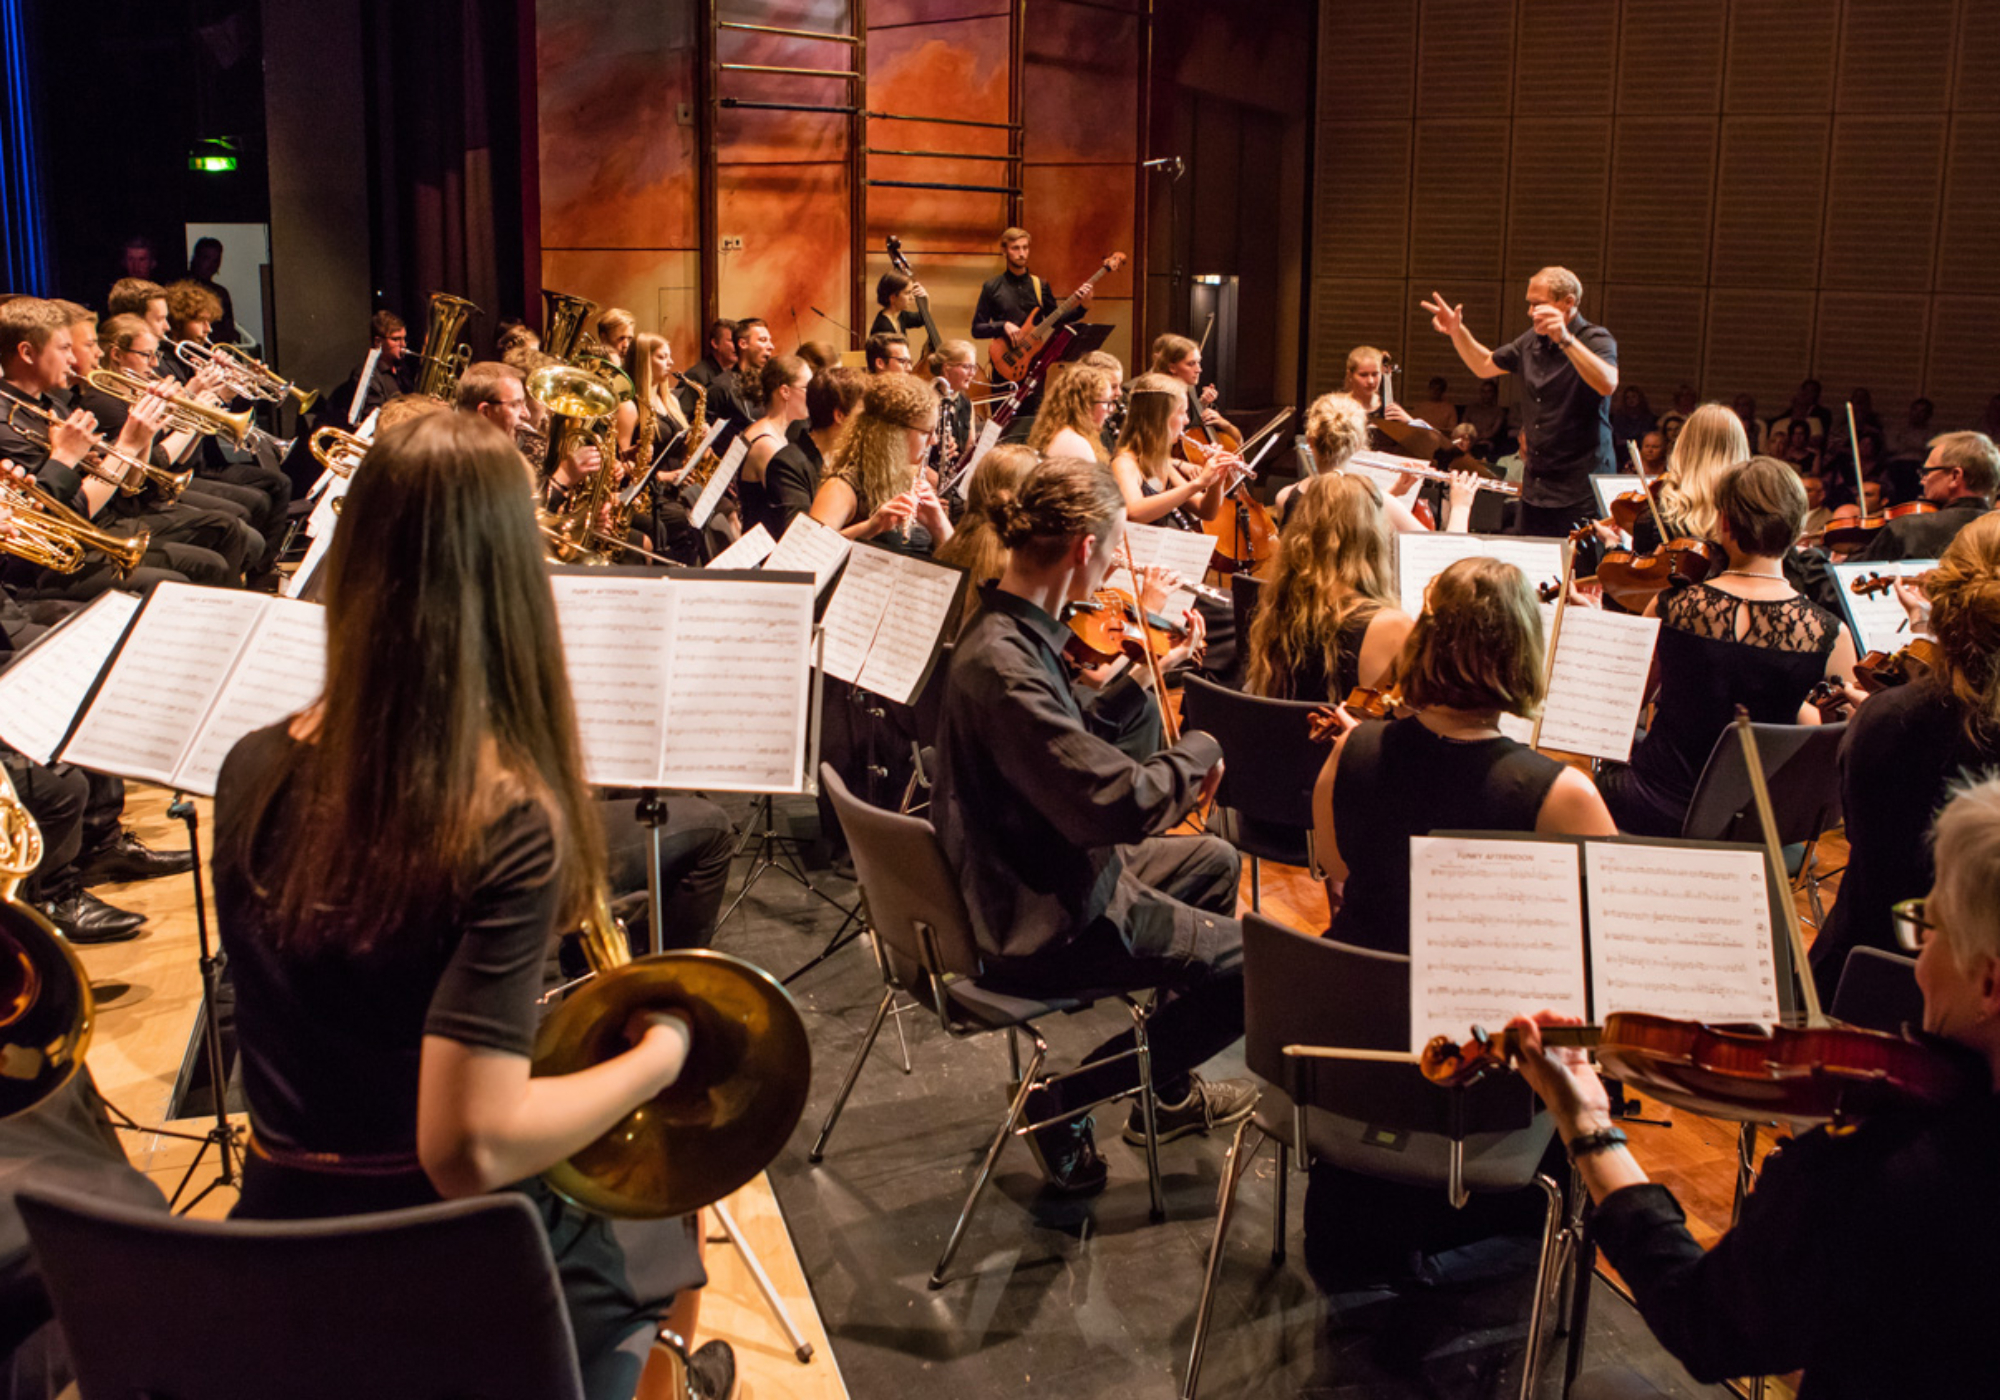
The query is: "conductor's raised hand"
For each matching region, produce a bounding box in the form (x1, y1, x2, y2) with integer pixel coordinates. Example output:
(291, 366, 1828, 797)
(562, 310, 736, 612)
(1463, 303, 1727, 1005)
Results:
(1530, 302, 1571, 342)
(1422, 292, 1464, 337)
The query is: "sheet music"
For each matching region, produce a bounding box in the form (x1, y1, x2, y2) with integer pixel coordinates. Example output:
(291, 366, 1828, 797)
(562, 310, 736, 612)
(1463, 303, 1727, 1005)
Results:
(763, 512, 852, 593)
(1584, 842, 1781, 1025)
(61, 586, 271, 786)
(550, 574, 678, 788)
(854, 555, 962, 705)
(1536, 607, 1660, 762)
(346, 344, 380, 425)
(1395, 532, 1567, 616)
(0, 591, 141, 763)
(175, 601, 326, 796)
(1589, 474, 1632, 527)
(1833, 558, 1935, 656)
(689, 436, 747, 530)
(659, 578, 813, 791)
(956, 419, 1003, 499)
(1407, 836, 1588, 1053)
(817, 545, 900, 683)
(676, 419, 727, 497)
(707, 523, 775, 570)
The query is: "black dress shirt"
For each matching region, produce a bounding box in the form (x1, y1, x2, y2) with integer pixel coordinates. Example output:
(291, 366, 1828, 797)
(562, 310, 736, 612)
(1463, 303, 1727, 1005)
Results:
(760, 441, 820, 541)
(325, 354, 403, 430)
(970, 269, 1076, 343)
(1592, 1078, 1998, 1396)
(1488, 313, 1618, 508)
(1849, 496, 1990, 563)
(681, 355, 730, 393)
(932, 583, 1220, 960)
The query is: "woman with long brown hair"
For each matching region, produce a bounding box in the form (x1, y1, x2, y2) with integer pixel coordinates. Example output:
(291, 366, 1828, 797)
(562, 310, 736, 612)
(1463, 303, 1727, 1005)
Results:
(934, 444, 1039, 632)
(609, 332, 701, 564)
(1108, 372, 1235, 527)
(808, 372, 953, 552)
(213, 412, 730, 1400)
(1243, 472, 1414, 701)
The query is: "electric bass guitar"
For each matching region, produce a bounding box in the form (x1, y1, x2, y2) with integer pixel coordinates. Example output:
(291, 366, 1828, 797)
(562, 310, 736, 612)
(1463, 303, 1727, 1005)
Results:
(987, 251, 1127, 383)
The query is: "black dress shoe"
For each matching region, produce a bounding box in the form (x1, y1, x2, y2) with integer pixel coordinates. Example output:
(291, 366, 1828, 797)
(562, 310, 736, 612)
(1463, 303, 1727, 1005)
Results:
(74, 831, 194, 886)
(42, 891, 147, 944)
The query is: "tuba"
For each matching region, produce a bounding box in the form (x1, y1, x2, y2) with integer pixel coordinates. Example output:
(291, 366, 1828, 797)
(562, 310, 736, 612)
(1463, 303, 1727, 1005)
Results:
(414, 292, 482, 403)
(539, 289, 598, 361)
(528, 365, 622, 564)
(0, 479, 149, 575)
(0, 764, 94, 1121)
(531, 894, 810, 1219)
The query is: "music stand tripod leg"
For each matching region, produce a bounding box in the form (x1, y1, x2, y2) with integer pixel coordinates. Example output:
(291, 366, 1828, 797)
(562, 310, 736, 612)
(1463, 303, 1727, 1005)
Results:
(163, 795, 245, 1213)
(710, 1198, 814, 1364)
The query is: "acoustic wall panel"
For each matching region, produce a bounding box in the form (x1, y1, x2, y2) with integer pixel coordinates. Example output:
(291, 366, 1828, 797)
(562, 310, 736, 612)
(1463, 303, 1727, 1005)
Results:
(1598, 283, 1706, 408)
(1703, 289, 1815, 408)
(1512, 0, 1617, 117)
(1315, 124, 1413, 278)
(1822, 116, 1946, 292)
(1309, 277, 1410, 395)
(1814, 292, 1931, 413)
(1723, 0, 1839, 114)
(1836, 0, 1955, 112)
(1925, 297, 2000, 425)
(1711, 119, 1829, 288)
(1938, 115, 2000, 294)
(1616, 0, 1726, 115)
(1400, 281, 1506, 405)
(1505, 120, 1610, 284)
(1409, 121, 1509, 281)
(1415, 0, 1515, 119)
(1955, 3, 2000, 111)
(1606, 119, 1718, 285)
(1320, 0, 1418, 120)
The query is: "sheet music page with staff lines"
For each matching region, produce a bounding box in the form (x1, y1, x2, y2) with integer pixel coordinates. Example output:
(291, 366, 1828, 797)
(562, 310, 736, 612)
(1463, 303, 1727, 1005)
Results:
(0, 590, 139, 764)
(660, 579, 812, 791)
(763, 512, 852, 592)
(550, 574, 677, 788)
(1408, 836, 1588, 1052)
(1536, 607, 1659, 762)
(854, 556, 961, 706)
(818, 545, 899, 683)
(62, 585, 270, 786)
(176, 600, 327, 795)
(1396, 532, 1566, 617)
(1585, 843, 1781, 1025)
(1833, 558, 1935, 656)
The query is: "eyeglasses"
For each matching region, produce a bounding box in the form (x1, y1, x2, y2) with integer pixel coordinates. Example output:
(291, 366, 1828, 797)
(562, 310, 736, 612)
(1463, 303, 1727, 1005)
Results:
(1919, 464, 1954, 476)
(1892, 898, 1936, 952)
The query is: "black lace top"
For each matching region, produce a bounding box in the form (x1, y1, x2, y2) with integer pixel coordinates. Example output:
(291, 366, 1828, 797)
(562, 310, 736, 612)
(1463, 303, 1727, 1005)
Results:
(1600, 581, 1839, 837)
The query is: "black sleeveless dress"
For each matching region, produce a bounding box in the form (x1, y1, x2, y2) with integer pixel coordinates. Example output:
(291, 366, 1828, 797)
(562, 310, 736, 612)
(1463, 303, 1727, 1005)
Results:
(1328, 715, 1565, 953)
(1259, 601, 1381, 702)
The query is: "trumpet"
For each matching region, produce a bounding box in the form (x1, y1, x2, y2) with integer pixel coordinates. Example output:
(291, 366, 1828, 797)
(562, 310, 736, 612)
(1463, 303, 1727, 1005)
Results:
(86, 368, 254, 449)
(308, 425, 370, 478)
(172, 338, 319, 412)
(0, 396, 188, 500)
(0, 763, 95, 1121)
(0, 478, 149, 575)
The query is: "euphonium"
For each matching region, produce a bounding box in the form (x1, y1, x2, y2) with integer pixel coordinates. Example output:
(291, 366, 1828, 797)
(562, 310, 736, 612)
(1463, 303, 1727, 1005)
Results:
(308, 425, 370, 478)
(414, 292, 482, 403)
(86, 368, 253, 449)
(539, 289, 599, 361)
(530, 891, 810, 1219)
(0, 763, 95, 1121)
(0, 480, 148, 575)
(527, 364, 621, 564)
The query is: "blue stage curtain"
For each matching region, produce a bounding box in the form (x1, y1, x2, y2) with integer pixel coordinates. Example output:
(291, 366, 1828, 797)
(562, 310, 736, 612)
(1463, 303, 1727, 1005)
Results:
(0, 0, 48, 296)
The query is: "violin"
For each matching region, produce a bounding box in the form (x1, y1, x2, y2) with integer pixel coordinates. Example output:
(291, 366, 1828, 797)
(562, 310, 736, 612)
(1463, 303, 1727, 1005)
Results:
(1820, 499, 1938, 553)
(1180, 430, 1281, 577)
(1849, 569, 1930, 599)
(1589, 536, 1724, 611)
(1418, 1013, 1976, 1127)
(1852, 636, 1940, 694)
(1062, 587, 1180, 665)
(1805, 677, 1852, 717)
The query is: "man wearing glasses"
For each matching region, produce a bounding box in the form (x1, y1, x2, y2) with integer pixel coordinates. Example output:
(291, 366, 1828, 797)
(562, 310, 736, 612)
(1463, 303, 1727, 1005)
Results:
(1847, 430, 1998, 563)
(864, 332, 913, 376)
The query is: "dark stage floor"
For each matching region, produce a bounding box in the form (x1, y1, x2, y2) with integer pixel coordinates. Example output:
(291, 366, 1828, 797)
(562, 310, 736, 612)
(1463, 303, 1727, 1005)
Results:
(710, 798, 1729, 1400)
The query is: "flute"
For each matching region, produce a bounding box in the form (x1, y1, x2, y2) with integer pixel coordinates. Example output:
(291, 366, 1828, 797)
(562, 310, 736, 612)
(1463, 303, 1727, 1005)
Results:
(1345, 450, 1520, 497)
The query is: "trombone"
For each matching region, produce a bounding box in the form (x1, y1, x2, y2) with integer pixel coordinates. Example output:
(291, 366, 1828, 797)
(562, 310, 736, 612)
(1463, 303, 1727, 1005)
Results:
(0, 396, 189, 500)
(0, 478, 150, 575)
(171, 338, 319, 413)
(85, 368, 254, 448)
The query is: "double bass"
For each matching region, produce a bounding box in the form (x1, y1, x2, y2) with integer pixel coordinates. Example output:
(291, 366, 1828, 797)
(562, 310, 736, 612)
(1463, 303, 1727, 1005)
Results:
(884, 235, 943, 364)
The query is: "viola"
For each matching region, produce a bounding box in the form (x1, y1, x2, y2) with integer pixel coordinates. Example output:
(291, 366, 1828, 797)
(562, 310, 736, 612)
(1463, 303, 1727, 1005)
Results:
(1852, 636, 1940, 694)
(1061, 587, 1183, 667)
(1591, 537, 1724, 610)
(1180, 431, 1280, 578)
(1820, 500, 1938, 553)
(1418, 1013, 1977, 1128)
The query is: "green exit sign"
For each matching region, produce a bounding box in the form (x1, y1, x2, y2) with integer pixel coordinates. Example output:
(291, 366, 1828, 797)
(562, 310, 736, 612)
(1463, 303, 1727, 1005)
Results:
(189, 155, 238, 173)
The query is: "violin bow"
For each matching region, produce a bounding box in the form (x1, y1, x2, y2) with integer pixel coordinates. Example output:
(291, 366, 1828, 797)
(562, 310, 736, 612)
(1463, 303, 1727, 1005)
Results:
(1118, 533, 1181, 745)
(1732, 709, 1826, 1027)
(1528, 538, 1578, 752)
(1846, 402, 1865, 515)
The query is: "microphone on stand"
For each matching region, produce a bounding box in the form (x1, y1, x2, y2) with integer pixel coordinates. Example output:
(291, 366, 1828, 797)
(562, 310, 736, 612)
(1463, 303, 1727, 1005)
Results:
(811, 306, 859, 347)
(1140, 155, 1187, 180)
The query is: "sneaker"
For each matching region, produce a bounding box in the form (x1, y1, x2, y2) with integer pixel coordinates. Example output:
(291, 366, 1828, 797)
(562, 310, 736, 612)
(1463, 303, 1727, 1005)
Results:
(1020, 1084, 1108, 1197)
(1122, 1073, 1258, 1146)
(686, 1338, 735, 1400)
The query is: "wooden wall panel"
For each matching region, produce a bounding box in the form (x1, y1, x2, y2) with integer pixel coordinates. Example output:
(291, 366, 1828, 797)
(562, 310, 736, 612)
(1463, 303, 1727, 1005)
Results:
(1316, 125, 1412, 278)
(1926, 297, 2000, 425)
(1724, 0, 1839, 114)
(1711, 119, 1828, 287)
(1513, 0, 1617, 117)
(1415, 0, 1514, 119)
(1400, 281, 1504, 405)
(1598, 284, 1706, 408)
(1955, 3, 2000, 111)
(1607, 119, 1716, 285)
(1814, 292, 1930, 413)
(1939, 115, 2000, 295)
(1617, 0, 1726, 115)
(1308, 276, 1407, 394)
(1822, 116, 1946, 291)
(1320, 0, 1417, 119)
(1703, 289, 1815, 408)
(1505, 120, 1610, 284)
(1836, 0, 1955, 111)
(1409, 121, 1509, 281)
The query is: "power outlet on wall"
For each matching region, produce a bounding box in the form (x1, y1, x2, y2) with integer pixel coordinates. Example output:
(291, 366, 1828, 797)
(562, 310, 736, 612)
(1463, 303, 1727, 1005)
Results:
(720, 235, 745, 253)
(676, 102, 693, 125)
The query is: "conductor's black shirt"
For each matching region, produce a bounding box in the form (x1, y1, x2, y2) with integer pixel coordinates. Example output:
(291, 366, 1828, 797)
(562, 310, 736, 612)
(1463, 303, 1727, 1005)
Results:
(1489, 313, 1618, 508)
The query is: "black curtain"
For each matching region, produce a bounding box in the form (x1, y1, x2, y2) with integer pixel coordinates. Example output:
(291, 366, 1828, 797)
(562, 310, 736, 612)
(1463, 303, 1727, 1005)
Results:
(362, 0, 527, 354)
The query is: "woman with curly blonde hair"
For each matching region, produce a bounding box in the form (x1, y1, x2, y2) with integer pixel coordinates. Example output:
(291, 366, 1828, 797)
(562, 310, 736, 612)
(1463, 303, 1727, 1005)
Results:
(1243, 472, 1413, 700)
(1026, 363, 1114, 463)
(1276, 392, 1473, 533)
(809, 372, 952, 552)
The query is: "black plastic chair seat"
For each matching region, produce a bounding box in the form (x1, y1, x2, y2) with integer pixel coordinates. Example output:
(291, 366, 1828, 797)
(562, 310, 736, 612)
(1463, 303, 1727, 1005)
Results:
(922, 977, 1095, 1031)
(1251, 1083, 1554, 1193)
(1210, 809, 1312, 867)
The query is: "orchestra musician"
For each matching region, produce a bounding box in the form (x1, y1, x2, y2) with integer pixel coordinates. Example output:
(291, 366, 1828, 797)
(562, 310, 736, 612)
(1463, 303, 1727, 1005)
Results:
(1108, 373, 1233, 528)
(1148, 334, 1238, 443)
(1025, 362, 1114, 463)
(611, 333, 701, 566)
(104, 277, 170, 341)
(1275, 391, 1477, 532)
(932, 339, 978, 452)
(1424, 266, 1618, 537)
(595, 308, 636, 366)
(869, 269, 930, 349)
(862, 333, 912, 376)
(935, 444, 1038, 634)
(736, 354, 810, 543)
(1339, 345, 1408, 422)
(1242, 473, 1414, 702)
(1809, 513, 2000, 999)
(326, 311, 410, 430)
(1844, 430, 1998, 563)
(932, 454, 1252, 1193)
(680, 318, 737, 395)
(210, 412, 734, 1400)
(1509, 774, 2000, 1397)
(970, 227, 1092, 354)
(805, 374, 951, 553)
(1311, 556, 1616, 951)
(762, 367, 862, 542)
(1593, 456, 1855, 838)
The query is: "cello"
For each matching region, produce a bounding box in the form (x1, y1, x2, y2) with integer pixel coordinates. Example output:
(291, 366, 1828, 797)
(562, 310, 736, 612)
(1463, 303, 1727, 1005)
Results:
(1179, 409, 1284, 577)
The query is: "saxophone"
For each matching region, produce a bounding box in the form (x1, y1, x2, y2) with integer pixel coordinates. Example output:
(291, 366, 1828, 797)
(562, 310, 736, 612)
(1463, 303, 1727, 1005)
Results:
(678, 376, 719, 497)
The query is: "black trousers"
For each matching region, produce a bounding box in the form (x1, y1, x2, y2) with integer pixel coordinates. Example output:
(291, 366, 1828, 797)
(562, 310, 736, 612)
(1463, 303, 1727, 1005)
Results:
(1512, 495, 1597, 538)
(197, 456, 291, 574)
(1, 753, 86, 903)
(984, 834, 1245, 1113)
(597, 795, 736, 952)
(117, 498, 248, 581)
